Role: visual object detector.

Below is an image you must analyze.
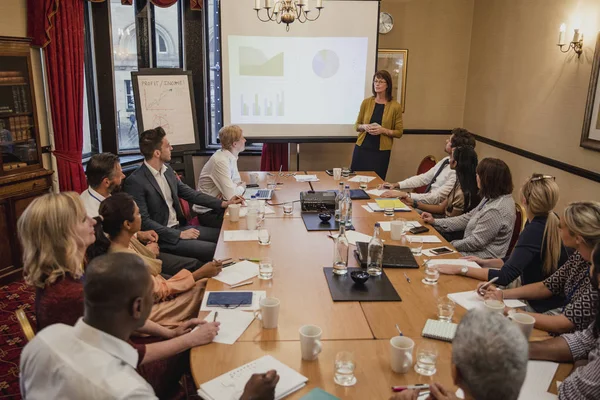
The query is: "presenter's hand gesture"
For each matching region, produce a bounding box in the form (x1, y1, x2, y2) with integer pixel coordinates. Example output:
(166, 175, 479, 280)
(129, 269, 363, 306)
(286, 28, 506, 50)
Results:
(420, 212, 435, 224)
(366, 123, 384, 135)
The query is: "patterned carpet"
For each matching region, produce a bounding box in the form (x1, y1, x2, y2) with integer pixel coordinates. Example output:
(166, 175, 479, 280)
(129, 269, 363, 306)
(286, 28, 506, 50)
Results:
(0, 281, 35, 399)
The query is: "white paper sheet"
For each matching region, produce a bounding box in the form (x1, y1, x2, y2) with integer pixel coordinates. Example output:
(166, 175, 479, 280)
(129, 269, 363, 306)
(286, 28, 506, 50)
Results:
(377, 220, 422, 232)
(366, 189, 386, 196)
(426, 259, 480, 268)
(203, 310, 255, 345)
(518, 361, 559, 400)
(212, 260, 259, 286)
(361, 205, 374, 213)
(348, 175, 376, 183)
(448, 290, 527, 310)
(330, 230, 382, 246)
(294, 175, 319, 182)
(406, 235, 442, 243)
(224, 230, 259, 242)
(200, 291, 266, 311)
(226, 206, 275, 217)
(367, 202, 411, 212)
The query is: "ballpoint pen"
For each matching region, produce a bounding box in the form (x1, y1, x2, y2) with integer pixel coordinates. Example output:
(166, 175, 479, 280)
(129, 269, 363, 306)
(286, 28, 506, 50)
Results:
(478, 277, 499, 295)
(403, 272, 411, 283)
(213, 311, 218, 322)
(230, 280, 253, 288)
(240, 258, 260, 262)
(392, 384, 430, 392)
(395, 324, 403, 336)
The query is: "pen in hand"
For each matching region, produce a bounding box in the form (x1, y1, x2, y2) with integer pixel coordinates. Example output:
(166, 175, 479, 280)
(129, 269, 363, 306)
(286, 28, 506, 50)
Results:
(477, 277, 499, 296)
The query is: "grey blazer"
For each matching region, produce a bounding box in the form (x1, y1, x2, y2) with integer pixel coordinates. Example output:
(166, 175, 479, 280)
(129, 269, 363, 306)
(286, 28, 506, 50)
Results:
(124, 163, 223, 245)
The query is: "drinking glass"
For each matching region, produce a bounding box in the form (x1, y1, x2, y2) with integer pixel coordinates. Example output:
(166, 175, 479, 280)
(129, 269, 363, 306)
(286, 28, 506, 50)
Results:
(259, 257, 273, 280)
(267, 176, 276, 190)
(409, 236, 423, 255)
(333, 168, 342, 180)
(390, 218, 406, 240)
(415, 342, 438, 376)
(422, 260, 439, 285)
(283, 202, 293, 215)
(437, 296, 456, 322)
(341, 167, 351, 178)
(384, 207, 394, 217)
(258, 229, 271, 246)
(334, 351, 357, 386)
(359, 177, 368, 190)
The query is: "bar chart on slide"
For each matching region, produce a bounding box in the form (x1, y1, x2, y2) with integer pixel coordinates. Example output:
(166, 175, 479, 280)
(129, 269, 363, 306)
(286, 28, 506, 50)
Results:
(240, 92, 285, 117)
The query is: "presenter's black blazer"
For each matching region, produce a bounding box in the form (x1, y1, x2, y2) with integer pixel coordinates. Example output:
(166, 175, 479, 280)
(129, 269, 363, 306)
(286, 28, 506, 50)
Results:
(124, 163, 223, 245)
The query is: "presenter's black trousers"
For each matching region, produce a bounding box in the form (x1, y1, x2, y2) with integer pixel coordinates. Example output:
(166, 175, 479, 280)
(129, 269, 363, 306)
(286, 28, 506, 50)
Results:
(350, 145, 391, 180)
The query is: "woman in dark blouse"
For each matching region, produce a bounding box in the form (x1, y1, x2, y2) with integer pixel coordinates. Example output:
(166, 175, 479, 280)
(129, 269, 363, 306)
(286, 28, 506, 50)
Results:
(17, 192, 217, 398)
(350, 70, 403, 180)
(480, 201, 600, 334)
(437, 174, 567, 313)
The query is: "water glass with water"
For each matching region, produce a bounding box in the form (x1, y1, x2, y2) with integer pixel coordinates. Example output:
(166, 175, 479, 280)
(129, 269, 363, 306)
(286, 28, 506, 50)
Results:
(415, 342, 438, 376)
(384, 207, 394, 217)
(259, 257, 273, 280)
(409, 236, 423, 255)
(359, 177, 368, 190)
(437, 296, 456, 322)
(334, 351, 357, 386)
(258, 229, 271, 245)
(422, 260, 439, 285)
(341, 167, 351, 178)
(283, 202, 293, 215)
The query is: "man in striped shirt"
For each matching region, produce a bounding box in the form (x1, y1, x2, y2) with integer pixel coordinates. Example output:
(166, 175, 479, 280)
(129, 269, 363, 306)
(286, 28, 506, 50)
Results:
(529, 243, 600, 399)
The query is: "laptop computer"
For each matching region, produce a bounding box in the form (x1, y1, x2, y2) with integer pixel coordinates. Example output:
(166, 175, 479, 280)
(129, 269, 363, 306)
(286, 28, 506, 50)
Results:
(354, 241, 420, 269)
(243, 188, 273, 200)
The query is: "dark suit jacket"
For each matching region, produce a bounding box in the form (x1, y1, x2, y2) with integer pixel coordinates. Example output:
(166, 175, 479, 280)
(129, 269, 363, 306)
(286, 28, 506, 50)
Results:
(124, 163, 223, 245)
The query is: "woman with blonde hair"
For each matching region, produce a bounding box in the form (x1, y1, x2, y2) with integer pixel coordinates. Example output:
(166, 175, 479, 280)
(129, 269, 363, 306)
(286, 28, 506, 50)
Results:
(18, 192, 220, 398)
(480, 201, 600, 334)
(437, 174, 569, 313)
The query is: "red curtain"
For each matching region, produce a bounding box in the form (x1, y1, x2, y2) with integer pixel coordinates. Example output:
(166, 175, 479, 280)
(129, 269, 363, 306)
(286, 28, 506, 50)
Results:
(150, 0, 178, 7)
(260, 144, 289, 172)
(28, 0, 87, 192)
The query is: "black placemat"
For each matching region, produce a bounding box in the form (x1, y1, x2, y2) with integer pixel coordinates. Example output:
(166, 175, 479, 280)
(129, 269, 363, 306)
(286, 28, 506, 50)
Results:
(349, 189, 371, 200)
(301, 213, 354, 232)
(323, 267, 402, 302)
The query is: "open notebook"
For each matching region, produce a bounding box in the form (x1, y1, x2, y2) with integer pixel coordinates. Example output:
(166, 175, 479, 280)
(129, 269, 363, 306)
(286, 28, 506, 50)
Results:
(198, 355, 307, 400)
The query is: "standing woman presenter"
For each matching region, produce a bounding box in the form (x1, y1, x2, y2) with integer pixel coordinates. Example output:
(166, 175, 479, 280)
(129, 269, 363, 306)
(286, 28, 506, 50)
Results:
(350, 70, 403, 180)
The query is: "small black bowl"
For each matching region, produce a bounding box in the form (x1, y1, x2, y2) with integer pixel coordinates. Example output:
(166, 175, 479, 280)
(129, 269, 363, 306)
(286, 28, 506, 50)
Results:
(318, 213, 332, 222)
(351, 270, 370, 284)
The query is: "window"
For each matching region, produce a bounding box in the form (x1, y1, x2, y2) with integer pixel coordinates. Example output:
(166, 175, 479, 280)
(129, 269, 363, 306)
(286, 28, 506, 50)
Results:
(154, 4, 181, 68)
(111, 2, 138, 152)
(158, 35, 168, 53)
(125, 79, 134, 112)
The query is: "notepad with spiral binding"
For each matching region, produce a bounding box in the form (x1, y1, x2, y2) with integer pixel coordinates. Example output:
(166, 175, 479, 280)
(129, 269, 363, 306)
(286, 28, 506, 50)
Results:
(421, 319, 458, 342)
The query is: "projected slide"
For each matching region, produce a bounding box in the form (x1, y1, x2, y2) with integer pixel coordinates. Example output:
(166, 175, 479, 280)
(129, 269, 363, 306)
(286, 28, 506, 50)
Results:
(228, 36, 368, 125)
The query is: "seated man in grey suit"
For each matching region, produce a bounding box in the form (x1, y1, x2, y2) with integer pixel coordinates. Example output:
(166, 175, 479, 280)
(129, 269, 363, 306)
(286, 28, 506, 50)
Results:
(124, 127, 242, 262)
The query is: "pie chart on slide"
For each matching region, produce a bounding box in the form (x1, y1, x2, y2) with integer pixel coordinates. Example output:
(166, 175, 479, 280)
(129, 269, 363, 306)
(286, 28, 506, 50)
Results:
(312, 50, 340, 79)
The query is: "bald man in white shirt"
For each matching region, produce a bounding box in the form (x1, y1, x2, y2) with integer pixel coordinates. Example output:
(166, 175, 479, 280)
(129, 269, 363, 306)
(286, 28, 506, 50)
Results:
(193, 125, 247, 228)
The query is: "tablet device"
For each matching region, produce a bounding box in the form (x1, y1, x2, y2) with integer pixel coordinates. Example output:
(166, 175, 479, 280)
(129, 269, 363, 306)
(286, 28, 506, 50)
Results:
(207, 292, 253, 307)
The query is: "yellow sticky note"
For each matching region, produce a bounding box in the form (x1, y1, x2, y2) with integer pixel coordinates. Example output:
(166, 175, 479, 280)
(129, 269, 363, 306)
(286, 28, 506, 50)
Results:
(375, 198, 406, 209)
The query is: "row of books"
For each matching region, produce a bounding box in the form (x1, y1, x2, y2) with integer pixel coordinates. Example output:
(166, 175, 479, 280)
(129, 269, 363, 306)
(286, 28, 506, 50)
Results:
(6, 116, 32, 141)
(0, 71, 27, 85)
(0, 85, 30, 114)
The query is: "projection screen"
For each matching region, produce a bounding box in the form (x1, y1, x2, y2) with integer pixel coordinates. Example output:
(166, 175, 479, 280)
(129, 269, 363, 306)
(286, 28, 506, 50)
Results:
(220, 0, 380, 141)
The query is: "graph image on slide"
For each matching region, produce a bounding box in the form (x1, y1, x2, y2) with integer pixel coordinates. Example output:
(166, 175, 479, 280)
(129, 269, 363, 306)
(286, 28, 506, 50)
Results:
(240, 92, 285, 117)
(239, 47, 284, 77)
(312, 49, 340, 79)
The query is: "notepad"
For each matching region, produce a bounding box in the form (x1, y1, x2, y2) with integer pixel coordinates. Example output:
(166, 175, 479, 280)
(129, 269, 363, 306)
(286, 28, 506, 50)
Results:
(212, 260, 259, 286)
(224, 230, 259, 242)
(367, 202, 411, 212)
(448, 290, 527, 310)
(198, 355, 308, 400)
(375, 198, 407, 209)
(295, 175, 319, 182)
(425, 259, 480, 269)
(366, 188, 386, 196)
(203, 310, 254, 345)
(422, 319, 458, 342)
(406, 235, 442, 243)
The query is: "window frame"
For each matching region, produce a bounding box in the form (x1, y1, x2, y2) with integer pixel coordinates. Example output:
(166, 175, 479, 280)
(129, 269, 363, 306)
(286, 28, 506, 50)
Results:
(82, 1, 100, 159)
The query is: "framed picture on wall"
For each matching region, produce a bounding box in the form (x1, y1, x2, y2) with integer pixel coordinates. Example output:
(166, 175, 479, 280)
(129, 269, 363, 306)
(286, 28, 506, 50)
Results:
(377, 49, 408, 112)
(581, 32, 600, 151)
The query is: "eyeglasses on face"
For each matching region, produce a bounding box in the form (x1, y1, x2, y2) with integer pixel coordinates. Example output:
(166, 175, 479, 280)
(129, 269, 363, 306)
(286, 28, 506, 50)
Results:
(373, 79, 387, 85)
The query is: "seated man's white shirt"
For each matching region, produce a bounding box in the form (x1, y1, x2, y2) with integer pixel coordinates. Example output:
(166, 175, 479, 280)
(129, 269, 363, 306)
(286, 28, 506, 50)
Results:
(193, 149, 244, 214)
(398, 156, 456, 204)
(20, 318, 157, 400)
(80, 186, 106, 218)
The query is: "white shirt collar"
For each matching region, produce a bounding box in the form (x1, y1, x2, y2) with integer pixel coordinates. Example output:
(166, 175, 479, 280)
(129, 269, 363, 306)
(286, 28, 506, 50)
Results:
(73, 318, 138, 369)
(86, 187, 106, 203)
(144, 160, 167, 177)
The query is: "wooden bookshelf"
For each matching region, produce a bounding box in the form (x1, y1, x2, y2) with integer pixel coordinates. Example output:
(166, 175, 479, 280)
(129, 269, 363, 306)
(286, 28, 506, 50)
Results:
(0, 36, 53, 284)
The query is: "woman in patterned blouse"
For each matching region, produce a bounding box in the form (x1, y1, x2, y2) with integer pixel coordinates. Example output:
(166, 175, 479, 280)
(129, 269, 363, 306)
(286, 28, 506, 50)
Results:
(480, 201, 600, 334)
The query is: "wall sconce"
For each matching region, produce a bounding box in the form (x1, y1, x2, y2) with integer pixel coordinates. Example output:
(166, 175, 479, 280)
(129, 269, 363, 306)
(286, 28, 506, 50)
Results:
(558, 23, 583, 58)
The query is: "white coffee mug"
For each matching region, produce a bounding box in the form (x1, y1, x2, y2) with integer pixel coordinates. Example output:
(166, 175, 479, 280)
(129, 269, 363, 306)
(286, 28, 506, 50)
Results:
(483, 299, 505, 313)
(390, 336, 414, 373)
(333, 168, 342, 181)
(249, 172, 259, 185)
(299, 325, 322, 361)
(229, 204, 241, 222)
(509, 312, 535, 338)
(390, 219, 406, 241)
(254, 297, 280, 329)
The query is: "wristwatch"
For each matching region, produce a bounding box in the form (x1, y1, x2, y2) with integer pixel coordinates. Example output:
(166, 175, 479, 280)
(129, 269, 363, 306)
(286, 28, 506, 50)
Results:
(460, 266, 469, 276)
(412, 198, 418, 209)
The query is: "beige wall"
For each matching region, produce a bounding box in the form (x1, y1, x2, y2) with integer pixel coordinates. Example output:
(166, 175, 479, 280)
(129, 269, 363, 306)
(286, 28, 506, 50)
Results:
(464, 0, 600, 205)
(0, 0, 54, 181)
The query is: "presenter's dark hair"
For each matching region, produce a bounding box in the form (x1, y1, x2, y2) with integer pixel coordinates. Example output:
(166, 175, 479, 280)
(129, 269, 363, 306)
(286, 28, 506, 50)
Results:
(372, 70, 393, 101)
(139, 127, 167, 160)
(452, 146, 480, 213)
(86, 153, 119, 188)
(476, 158, 513, 199)
(450, 128, 476, 148)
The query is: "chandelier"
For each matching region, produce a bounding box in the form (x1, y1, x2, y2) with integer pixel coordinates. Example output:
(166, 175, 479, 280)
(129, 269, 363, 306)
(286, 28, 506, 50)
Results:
(254, 0, 325, 31)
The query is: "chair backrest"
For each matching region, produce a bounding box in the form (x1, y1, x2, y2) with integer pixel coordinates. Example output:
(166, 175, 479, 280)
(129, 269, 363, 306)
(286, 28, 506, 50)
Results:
(506, 202, 526, 257)
(413, 155, 437, 194)
(176, 173, 199, 225)
(16, 308, 35, 342)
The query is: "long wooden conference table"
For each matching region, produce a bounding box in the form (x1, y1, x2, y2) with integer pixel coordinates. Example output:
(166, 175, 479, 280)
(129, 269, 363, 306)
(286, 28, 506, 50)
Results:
(191, 171, 571, 399)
